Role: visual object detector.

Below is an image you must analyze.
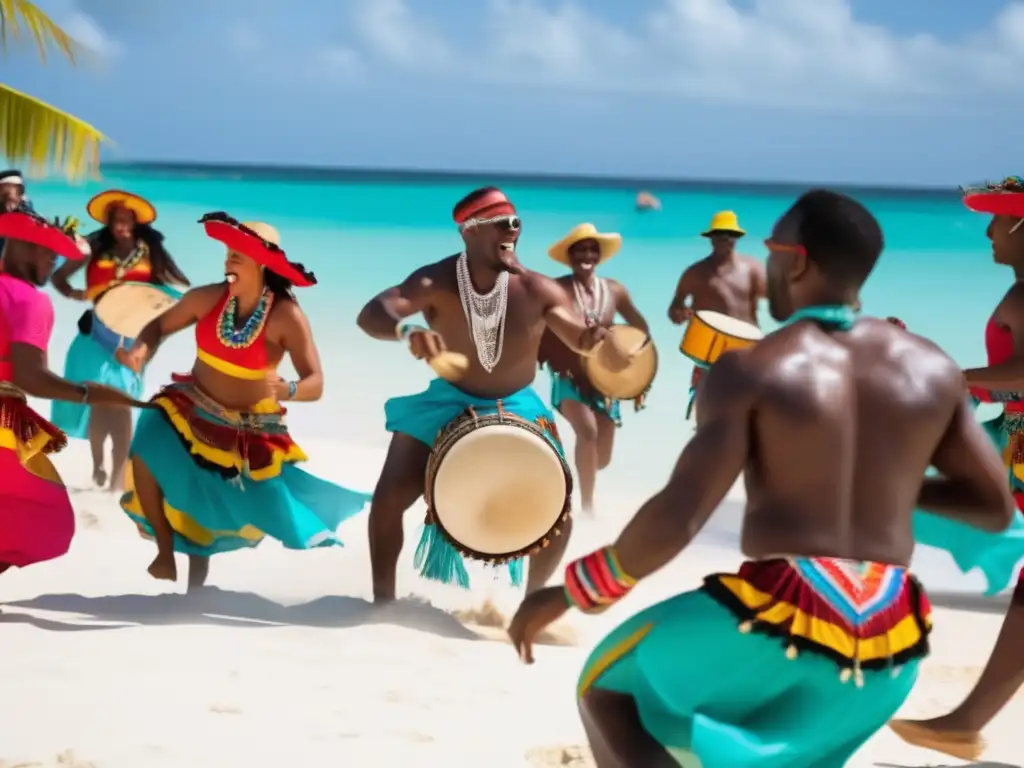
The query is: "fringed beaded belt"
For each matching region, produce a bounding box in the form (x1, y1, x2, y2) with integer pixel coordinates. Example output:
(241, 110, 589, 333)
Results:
(702, 557, 931, 686)
(151, 379, 302, 481)
(0, 380, 68, 454)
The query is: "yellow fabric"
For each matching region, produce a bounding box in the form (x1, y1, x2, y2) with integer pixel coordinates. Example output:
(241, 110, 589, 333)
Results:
(86, 189, 157, 225)
(153, 391, 306, 482)
(121, 485, 264, 547)
(0, 424, 54, 464)
(196, 348, 270, 380)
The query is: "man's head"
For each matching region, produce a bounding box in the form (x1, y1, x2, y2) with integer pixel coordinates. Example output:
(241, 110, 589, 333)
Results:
(701, 211, 745, 258)
(453, 187, 522, 273)
(0, 211, 87, 286)
(0, 170, 25, 213)
(568, 238, 601, 278)
(765, 189, 884, 322)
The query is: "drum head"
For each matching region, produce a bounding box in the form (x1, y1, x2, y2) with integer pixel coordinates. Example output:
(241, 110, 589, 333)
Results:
(695, 311, 763, 341)
(432, 424, 568, 556)
(94, 282, 180, 339)
(583, 325, 658, 400)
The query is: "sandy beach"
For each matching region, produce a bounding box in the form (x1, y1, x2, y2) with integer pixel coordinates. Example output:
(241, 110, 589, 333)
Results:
(1, 438, 1021, 767)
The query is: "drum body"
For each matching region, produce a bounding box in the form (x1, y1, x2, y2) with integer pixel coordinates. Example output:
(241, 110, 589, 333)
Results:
(91, 282, 181, 354)
(679, 310, 762, 367)
(582, 324, 657, 401)
(424, 405, 572, 563)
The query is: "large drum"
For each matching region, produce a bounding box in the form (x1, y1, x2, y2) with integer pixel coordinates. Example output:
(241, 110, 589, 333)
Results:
(582, 324, 657, 401)
(680, 310, 762, 367)
(91, 281, 181, 354)
(424, 404, 572, 564)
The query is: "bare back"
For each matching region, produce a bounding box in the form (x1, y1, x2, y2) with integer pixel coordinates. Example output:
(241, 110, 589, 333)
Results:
(417, 255, 552, 398)
(718, 317, 965, 565)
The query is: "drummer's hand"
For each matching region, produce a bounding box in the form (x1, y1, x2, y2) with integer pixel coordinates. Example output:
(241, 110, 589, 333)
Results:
(83, 383, 154, 410)
(115, 343, 147, 373)
(668, 306, 692, 325)
(508, 586, 570, 665)
(407, 328, 447, 362)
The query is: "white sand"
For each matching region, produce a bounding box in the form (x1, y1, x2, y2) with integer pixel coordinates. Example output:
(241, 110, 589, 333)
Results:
(2, 440, 1023, 767)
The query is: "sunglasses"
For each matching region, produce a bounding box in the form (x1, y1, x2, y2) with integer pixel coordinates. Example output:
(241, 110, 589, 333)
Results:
(199, 211, 283, 252)
(764, 238, 806, 256)
(459, 214, 521, 233)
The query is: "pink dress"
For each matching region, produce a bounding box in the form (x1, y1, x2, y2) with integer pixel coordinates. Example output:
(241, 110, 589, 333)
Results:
(0, 273, 75, 568)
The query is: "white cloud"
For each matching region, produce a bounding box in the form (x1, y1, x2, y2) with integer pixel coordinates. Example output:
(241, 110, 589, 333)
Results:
(350, 0, 451, 70)
(344, 0, 1024, 109)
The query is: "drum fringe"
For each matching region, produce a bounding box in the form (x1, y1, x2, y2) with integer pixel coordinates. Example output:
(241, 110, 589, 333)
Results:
(414, 523, 471, 589)
(413, 523, 525, 589)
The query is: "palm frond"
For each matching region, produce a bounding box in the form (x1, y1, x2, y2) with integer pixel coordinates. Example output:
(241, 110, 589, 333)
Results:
(0, 83, 105, 180)
(0, 0, 79, 63)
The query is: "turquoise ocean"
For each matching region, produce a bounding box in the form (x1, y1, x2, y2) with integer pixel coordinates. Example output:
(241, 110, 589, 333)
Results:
(25, 165, 1006, 522)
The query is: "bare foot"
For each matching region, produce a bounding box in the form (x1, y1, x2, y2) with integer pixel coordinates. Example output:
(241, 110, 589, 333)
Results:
(147, 553, 177, 582)
(92, 467, 107, 487)
(888, 718, 984, 761)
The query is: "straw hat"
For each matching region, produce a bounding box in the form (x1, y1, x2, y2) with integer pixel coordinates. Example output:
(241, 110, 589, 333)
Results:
(86, 189, 158, 225)
(701, 210, 745, 238)
(548, 223, 622, 266)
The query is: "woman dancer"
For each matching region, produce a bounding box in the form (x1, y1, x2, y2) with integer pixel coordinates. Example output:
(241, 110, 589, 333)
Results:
(116, 212, 370, 590)
(891, 177, 1024, 760)
(0, 210, 151, 585)
(538, 223, 649, 512)
(51, 190, 190, 491)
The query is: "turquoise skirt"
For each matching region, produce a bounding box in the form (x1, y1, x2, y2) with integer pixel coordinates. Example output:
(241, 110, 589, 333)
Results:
(913, 411, 1024, 596)
(120, 383, 371, 557)
(581, 581, 921, 766)
(550, 372, 622, 426)
(50, 326, 143, 439)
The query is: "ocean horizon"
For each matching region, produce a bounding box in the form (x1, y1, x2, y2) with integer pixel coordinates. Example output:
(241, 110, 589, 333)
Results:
(21, 164, 1006, 574)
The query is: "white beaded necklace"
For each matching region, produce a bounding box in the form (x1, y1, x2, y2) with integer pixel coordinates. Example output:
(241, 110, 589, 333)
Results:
(573, 276, 608, 327)
(456, 251, 509, 373)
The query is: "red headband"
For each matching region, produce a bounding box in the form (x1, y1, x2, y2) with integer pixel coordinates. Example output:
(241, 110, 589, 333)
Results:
(0, 211, 84, 261)
(453, 189, 516, 224)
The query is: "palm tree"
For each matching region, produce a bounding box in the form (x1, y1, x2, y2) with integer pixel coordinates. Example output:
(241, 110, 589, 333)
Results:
(1, 0, 106, 180)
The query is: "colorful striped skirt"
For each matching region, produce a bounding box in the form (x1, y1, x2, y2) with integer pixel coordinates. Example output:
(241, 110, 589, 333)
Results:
(120, 378, 370, 556)
(579, 557, 930, 766)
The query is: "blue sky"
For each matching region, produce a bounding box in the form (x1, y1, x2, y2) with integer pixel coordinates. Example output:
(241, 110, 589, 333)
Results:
(7, 0, 1024, 185)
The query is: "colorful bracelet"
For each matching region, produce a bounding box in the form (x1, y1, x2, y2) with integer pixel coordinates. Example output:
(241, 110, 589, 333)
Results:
(287, 380, 298, 400)
(395, 323, 426, 343)
(563, 546, 636, 614)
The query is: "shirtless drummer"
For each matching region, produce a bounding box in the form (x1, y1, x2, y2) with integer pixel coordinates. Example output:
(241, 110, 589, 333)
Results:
(668, 210, 765, 416)
(356, 187, 632, 604)
(510, 189, 1014, 766)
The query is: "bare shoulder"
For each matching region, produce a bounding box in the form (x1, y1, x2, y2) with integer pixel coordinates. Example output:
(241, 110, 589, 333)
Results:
(404, 254, 458, 294)
(271, 297, 308, 325)
(695, 347, 761, 413)
(182, 282, 226, 307)
(864, 316, 963, 383)
(521, 269, 561, 297)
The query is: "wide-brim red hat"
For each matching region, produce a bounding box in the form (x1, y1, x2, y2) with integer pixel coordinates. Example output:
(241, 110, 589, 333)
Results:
(0, 211, 84, 261)
(199, 212, 315, 287)
(962, 176, 1024, 218)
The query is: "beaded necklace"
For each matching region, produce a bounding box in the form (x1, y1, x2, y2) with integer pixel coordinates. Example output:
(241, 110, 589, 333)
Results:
(217, 289, 274, 349)
(108, 240, 148, 279)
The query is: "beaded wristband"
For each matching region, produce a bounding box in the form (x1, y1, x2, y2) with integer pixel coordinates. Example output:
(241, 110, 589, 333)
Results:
(396, 323, 426, 343)
(563, 546, 636, 614)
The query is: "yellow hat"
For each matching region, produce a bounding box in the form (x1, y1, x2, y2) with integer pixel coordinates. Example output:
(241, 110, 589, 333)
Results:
(701, 210, 745, 238)
(548, 223, 622, 266)
(86, 189, 158, 226)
